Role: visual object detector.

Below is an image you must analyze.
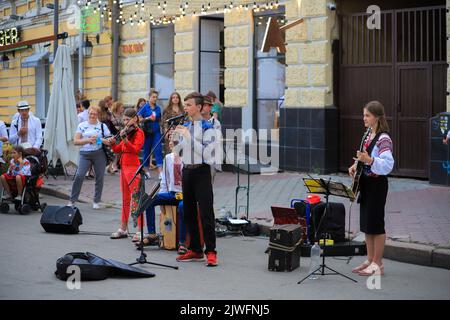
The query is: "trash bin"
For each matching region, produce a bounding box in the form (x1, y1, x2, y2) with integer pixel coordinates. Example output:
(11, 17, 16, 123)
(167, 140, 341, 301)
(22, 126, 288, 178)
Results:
(430, 112, 450, 186)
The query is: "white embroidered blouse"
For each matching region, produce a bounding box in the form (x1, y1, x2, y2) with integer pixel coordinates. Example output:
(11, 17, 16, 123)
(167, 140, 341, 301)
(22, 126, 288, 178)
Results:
(363, 133, 395, 176)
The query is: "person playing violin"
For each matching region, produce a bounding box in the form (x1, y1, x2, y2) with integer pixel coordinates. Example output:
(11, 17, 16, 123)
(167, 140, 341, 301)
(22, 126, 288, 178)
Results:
(109, 108, 145, 240)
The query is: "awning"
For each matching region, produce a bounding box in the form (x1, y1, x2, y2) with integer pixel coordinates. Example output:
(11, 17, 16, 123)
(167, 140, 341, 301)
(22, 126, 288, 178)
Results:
(21, 51, 49, 68)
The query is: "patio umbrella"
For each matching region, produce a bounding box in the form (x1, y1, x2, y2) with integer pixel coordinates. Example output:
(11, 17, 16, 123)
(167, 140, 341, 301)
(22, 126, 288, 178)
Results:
(43, 44, 79, 167)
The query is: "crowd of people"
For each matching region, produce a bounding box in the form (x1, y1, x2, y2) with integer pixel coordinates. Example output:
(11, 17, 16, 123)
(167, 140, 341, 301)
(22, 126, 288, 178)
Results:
(73, 90, 223, 267)
(0, 89, 223, 267)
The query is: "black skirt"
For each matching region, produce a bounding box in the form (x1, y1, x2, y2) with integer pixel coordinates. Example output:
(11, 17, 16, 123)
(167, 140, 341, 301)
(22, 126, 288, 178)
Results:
(359, 174, 388, 235)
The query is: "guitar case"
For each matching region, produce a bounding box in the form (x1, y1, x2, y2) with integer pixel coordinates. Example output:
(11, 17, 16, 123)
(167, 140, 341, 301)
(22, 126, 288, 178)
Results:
(55, 252, 155, 281)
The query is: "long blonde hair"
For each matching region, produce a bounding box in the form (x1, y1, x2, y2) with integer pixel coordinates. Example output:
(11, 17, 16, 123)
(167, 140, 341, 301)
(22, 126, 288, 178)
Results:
(111, 101, 124, 115)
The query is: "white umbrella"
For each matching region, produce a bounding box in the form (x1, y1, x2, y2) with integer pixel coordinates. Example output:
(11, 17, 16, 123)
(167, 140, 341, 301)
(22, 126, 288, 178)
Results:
(44, 44, 79, 167)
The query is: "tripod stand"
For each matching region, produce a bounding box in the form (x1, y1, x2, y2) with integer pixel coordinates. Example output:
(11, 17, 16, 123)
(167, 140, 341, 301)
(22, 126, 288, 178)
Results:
(127, 117, 183, 270)
(297, 177, 357, 284)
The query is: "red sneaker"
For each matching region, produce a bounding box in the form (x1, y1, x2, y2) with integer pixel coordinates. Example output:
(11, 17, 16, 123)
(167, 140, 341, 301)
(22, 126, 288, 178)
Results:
(176, 250, 204, 262)
(206, 252, 218, 267)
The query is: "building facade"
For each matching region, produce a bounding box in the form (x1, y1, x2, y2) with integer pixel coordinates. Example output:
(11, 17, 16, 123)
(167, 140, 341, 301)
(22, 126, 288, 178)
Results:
(0, 0, 448, 178)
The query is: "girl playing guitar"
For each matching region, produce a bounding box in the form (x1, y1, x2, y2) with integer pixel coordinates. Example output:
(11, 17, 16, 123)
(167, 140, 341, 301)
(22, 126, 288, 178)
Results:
(348, 101, 394, 277)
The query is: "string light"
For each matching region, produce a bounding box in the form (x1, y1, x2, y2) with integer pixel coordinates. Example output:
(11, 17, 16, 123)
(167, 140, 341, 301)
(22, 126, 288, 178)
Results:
(106, 1, 285, 26)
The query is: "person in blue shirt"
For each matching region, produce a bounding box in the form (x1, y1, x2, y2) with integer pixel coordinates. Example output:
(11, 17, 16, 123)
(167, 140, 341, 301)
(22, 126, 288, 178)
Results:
(137, 89, 163, 177)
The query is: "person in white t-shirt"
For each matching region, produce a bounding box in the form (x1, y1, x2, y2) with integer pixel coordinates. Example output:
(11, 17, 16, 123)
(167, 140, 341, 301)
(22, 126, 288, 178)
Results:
(77, 99, 90, 124)
(68, 105, 111, 210)
(0, 120, 8, 160)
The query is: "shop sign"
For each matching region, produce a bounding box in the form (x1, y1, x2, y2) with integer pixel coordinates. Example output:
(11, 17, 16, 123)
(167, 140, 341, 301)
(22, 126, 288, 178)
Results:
(121, 42, 145, 54)
(0, 27, 20, 47)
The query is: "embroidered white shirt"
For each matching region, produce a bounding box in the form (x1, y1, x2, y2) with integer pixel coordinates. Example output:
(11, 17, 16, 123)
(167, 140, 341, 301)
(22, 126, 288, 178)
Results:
(368, 133, 395, 176)
(160, 153, 183, 193)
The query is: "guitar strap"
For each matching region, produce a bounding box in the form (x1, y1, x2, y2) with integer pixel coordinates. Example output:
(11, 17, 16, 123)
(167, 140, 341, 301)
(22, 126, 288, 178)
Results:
(365, 131, 384, 156)
(356, 131, 384, 204)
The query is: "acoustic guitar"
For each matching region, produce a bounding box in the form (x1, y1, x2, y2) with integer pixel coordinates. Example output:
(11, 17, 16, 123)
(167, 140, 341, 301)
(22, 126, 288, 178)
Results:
(350, 127, 372, 201)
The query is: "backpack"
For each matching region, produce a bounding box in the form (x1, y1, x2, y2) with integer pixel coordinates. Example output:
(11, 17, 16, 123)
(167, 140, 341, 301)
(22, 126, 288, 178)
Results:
(243, 222, 261, 236)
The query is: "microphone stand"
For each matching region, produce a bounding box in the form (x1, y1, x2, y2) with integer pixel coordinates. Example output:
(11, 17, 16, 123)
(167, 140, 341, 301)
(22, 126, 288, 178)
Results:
(127, 116, 185, 270)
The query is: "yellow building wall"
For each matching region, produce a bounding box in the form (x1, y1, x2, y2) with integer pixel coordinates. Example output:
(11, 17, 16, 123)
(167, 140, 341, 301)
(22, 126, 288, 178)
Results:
(0, 15, 113, 122)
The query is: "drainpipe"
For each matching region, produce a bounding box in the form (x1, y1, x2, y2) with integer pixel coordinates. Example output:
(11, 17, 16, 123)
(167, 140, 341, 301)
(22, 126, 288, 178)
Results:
(111, 0, 119, 100)
(36, 0, 41, 15)
(78, 31, 84, 95)
(54, 0, 59, 56)
(9, 0, 16, 15)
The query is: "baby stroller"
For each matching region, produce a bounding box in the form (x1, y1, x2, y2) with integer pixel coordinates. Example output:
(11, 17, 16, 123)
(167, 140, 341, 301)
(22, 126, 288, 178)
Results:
(0, 148, 48, 215)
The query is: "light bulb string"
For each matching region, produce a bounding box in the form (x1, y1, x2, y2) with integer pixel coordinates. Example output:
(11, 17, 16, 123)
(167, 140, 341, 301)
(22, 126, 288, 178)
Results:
(77, 0, 284, 26)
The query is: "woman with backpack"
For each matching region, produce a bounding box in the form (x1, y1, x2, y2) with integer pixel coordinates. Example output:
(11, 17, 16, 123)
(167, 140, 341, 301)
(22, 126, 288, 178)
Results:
(68, 105, 111, 210)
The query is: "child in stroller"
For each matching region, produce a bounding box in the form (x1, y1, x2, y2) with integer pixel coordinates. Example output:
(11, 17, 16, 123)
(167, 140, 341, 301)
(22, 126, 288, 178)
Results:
(0, 146, 46, 214)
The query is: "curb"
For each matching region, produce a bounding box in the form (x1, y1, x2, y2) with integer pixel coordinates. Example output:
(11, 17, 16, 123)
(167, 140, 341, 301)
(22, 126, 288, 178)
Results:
(40, 187, 450, 271)
(254, 221, 450, 271)
(40, 186, 87, 203)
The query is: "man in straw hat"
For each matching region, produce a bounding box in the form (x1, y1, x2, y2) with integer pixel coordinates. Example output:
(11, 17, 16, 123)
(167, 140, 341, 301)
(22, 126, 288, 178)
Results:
(9, 101, 43, 149)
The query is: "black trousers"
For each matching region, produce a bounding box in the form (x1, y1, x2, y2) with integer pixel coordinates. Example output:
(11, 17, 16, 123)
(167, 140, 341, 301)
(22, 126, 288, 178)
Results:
(182, 164, 216, 254)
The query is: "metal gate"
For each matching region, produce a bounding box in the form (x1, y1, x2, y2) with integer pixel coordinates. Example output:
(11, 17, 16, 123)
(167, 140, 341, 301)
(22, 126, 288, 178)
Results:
(338, 5, 447, 178)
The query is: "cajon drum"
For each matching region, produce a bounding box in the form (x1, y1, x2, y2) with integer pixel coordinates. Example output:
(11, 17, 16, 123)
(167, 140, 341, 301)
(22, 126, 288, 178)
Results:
(159, 205, 178, 250)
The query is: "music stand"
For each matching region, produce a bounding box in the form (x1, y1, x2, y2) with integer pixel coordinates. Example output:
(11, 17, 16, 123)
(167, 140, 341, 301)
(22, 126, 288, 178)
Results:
(297, 177, 357, 284)
(127, 118, 183, 270)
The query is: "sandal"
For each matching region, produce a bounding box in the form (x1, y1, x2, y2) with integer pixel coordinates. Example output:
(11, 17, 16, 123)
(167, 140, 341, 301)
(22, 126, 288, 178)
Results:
(358, 262, 384, 276)
(352, 260, 371, 273)
(135, 234, 159, 248)
(132, 232, 143, 243)
(110, 228, 128, 239)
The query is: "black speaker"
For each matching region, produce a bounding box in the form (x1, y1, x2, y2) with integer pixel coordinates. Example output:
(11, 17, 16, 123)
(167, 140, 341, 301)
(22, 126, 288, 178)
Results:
(40, 206, 83, 234)
(310, 202, 346, 243)
(294, 202, 346, 243)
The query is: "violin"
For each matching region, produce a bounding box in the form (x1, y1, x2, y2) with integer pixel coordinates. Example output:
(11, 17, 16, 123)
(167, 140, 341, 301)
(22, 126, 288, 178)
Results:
(111, 114, 139, 144)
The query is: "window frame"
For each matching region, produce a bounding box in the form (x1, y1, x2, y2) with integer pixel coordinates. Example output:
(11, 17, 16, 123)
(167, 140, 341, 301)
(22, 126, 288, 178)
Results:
(198, 16, 225, 102)
(150, 24, 175, 106)
(252, 7, 286, 134)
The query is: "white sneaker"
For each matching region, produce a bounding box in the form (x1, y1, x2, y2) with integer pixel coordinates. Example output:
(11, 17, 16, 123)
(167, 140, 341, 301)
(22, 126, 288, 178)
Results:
(14, 195, 22, 202)
(93, 202, 101, 210)
(2, 194, 12, 201)
(67, 201, 75, 207)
